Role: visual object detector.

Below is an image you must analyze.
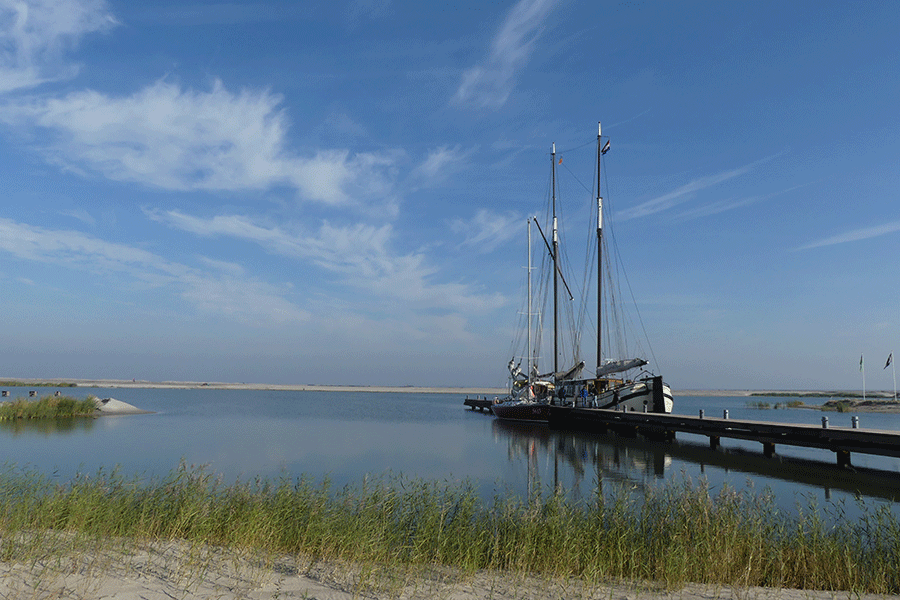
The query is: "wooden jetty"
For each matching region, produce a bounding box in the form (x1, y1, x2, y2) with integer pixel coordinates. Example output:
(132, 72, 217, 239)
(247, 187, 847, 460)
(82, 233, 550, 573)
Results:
(548, 407, 900, 468)
(463, 396, 494, 412)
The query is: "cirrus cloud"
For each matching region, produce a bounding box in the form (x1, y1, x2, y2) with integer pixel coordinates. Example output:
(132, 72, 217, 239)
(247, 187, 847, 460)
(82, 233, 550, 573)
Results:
(0, 0, 117, 93)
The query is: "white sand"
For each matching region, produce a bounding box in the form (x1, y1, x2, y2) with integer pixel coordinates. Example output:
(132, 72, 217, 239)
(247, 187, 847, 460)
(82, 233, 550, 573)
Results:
(1, 542, 894, 600)
(94, 397, 154, 415)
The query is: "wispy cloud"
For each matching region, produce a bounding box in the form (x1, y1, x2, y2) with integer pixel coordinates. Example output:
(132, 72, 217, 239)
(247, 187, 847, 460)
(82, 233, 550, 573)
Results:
(618, 163, 756, 221)
(405, 145, 472, 190)
(449, 209, 521, 253)
(798, 219, 900, 250)
(0, 0, 117, 93)
(346, 0, 391, 29)
(0, 79, 397, 205)
(674, 183, 815, 222)
(150, 209, 506, 313)
(452, 0, 558, 109)
(0, 217, 309, 323)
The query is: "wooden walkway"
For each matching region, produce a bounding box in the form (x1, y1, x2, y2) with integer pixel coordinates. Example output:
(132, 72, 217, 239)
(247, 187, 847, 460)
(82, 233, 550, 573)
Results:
(464, 397, 900, 468)
(463, 397, 494, 412)
(551, 407, 900, 468)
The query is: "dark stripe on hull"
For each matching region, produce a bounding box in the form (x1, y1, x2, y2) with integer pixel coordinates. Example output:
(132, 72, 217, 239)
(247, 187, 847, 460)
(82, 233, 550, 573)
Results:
(491, 402, 552, 423)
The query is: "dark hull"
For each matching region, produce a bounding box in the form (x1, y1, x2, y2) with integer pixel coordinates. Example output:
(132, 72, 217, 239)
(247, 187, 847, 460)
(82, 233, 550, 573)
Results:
(490, 401, 554, 423)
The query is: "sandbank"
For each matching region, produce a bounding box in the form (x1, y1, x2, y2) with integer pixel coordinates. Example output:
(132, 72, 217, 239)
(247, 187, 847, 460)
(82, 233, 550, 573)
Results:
(3, 377, 506, 396)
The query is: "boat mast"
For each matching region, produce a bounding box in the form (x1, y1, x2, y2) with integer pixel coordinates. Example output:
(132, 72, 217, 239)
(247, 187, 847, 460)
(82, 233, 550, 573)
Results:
(596, 122, 603, 375)
(527, 217, 533, 389)
(551, 143, 559, 378)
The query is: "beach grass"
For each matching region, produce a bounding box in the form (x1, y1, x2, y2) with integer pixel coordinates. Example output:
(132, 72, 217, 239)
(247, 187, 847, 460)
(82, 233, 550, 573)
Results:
(1, 465, 898, 594)
(0, 395, 97, 420)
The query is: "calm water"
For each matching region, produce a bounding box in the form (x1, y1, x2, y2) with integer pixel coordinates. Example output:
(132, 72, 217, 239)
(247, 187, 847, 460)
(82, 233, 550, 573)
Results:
(2, 387, 900, 519)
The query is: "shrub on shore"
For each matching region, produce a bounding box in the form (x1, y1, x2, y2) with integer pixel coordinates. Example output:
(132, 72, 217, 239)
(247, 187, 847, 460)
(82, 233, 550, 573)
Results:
(0, 395, 97, 420)
(0, 465, 897, 594)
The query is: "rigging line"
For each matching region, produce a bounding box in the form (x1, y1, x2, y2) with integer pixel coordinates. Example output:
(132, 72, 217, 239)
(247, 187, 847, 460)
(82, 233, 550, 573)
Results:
(556, 137, 597, 154)
(603, 158, 661, 371)
(559, 161, 593, 196)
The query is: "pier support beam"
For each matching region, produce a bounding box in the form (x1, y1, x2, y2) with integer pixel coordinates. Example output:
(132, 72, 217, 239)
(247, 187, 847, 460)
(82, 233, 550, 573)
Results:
(837, 450, 852, 468)
(709, 436, 720, 450)
(763, 442, 776, 458)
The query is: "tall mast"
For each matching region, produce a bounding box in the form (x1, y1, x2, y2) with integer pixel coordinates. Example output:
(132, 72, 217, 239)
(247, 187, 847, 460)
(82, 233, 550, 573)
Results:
(527, 217, 533, 387)
(596, 123, 603, 375)
(551, 143, 559, 378)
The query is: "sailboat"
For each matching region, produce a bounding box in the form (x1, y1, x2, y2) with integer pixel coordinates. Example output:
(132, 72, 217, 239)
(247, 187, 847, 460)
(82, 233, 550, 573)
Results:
(490, 216, 561, 422)
(492, 122, 673, 423)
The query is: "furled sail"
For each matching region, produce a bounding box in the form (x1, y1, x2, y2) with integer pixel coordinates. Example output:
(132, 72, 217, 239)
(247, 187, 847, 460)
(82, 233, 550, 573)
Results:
(555, 361, 585, 381)
(596, 358, 648, 377)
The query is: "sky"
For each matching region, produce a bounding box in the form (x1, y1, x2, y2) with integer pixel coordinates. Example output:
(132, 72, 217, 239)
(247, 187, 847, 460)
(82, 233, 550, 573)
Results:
(0, 0, 898, 391)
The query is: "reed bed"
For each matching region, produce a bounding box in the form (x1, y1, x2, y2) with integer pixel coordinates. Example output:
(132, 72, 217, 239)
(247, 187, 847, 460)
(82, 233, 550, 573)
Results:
(1, 465, 898, 594)
(0, 395, 97, 420)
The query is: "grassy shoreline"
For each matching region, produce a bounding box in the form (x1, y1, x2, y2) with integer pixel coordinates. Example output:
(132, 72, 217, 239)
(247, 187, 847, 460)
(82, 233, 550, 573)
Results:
(1, 466, 897, 594)
(0, 395, 97, 420)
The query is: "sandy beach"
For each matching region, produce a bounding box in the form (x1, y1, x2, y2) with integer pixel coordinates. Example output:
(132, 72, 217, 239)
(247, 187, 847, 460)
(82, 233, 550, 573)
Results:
(1, 540, 895, 600)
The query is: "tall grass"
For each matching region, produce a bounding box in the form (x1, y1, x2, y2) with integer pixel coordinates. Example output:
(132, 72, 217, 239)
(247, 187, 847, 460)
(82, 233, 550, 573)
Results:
(1, 465, 898, 594)
(0, 395, 97, 420)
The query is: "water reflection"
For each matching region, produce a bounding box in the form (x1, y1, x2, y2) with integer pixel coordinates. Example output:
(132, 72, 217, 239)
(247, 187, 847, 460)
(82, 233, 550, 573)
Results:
(491, 418, 900, 505)
(0, 417, 97, 436)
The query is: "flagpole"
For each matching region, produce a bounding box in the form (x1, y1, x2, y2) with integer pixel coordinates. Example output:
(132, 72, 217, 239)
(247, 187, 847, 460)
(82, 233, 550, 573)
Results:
(861, 354, 866, 402)
(893, 353, 897, 401)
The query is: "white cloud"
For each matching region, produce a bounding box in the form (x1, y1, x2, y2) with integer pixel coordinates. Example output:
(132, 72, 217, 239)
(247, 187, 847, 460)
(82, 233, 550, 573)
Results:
(0, 79, 397, 205)
(452, 0, 558, 109)
(449, 209, 521, 253)
(798, 219, 900, 250)
(0, 0, 116, 93)
(0, 217, 309, 323)
(150, 209, 506, 313)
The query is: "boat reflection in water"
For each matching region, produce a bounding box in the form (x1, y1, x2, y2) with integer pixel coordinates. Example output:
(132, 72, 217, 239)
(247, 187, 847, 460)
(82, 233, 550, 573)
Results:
(490, 419, 900, 509)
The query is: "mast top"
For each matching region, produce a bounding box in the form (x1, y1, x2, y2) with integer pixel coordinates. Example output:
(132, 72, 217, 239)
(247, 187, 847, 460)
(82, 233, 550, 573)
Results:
(598, 121, 601, 137)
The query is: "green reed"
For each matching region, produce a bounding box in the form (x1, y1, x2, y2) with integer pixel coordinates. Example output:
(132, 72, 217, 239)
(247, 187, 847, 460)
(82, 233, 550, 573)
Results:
(0, 395, 97, 420)
(1, 464, 898, 594)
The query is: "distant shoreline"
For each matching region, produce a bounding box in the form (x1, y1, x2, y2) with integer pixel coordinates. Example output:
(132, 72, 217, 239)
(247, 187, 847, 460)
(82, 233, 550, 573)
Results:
(1, 378, 507, 395)
(0, 378, 886, 398)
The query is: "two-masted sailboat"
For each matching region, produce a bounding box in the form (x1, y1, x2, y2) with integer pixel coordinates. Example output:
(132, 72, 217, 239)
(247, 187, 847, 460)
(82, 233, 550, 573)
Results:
(491, 123, 673, 423)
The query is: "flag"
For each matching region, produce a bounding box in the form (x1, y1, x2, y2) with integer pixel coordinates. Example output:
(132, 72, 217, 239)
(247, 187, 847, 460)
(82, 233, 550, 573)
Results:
(558, 157, 563, 165)
(601, 140, 611, 155)
(886, 353, 893, 369)
(860, 355, 864, 371)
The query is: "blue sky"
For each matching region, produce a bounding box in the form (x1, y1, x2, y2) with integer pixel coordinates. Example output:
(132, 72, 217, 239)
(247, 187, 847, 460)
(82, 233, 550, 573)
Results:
(0, 0, 898, 390)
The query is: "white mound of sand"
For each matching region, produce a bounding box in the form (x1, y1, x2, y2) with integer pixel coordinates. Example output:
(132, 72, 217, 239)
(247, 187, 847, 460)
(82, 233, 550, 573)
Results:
(93, 397, 153, 415)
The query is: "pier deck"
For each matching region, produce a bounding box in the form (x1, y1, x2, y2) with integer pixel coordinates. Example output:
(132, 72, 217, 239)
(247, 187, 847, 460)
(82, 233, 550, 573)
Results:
(551, 407, 900, 467)
(463, 396, 494, 412)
